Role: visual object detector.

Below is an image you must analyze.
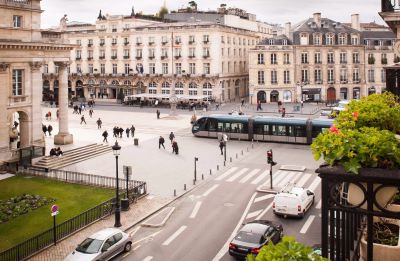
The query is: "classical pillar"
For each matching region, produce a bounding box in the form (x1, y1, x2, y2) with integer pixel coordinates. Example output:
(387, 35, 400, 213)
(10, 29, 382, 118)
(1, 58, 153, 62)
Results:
(30, 62, 44, 147)
(54, 62, 73, 145)
(0, 63, 10, 160)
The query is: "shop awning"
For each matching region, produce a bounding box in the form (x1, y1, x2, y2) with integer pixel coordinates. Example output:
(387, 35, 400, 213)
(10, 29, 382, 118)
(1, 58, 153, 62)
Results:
(302, 88, 321, 95)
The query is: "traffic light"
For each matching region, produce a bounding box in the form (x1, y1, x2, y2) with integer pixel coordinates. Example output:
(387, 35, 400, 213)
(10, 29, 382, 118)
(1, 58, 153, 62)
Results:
(267, 150, 273, 164)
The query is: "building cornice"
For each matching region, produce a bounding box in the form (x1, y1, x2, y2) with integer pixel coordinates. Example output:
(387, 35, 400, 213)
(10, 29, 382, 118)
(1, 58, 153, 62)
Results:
(0, 41, 75, 51)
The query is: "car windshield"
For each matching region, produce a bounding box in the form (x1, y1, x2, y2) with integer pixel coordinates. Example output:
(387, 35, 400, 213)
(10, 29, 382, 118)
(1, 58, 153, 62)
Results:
(75, 238, 103, 254)
(234, 231, 263, 244)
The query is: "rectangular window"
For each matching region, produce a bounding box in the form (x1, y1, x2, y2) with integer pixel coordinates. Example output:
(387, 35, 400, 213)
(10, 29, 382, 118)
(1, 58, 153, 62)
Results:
(328, 69, 334, 83)
(136, 37, 142, 44)
(189, 35, 195, 43)
(326, 35, 334, 45)
(327, 52, 334, 64)
(271, 71, 277, 84)
(161, 48, 168, 57)
(368, 69, 375, 82)
(149, 63, 155, 74)
(353, 68, 360, 82)
(111, 49, 117, 59)
(100, 38, 105, 46)
(99, 49, 105, 59)
(284, 70, 290, 84)
(203, 35, 209, 43)
(175, 48, 182, 57)
(351, 35, 359, 45)
(313, 35, 321, 45)
(283, 53, 290, 64)
(44, 64, 48, 74)
(76, 50, 81, 59)
(76, 64, 81, 73)
(88, 64, 93, 74)
(124, 64, 130, 74)
(301, 69, 308, 82)
(189, 47, 196, 57)
(270, 53, 277, 64)
(352, 52, 360, 63)
(189, 63, 196, 74)
(13, 15, 22, 28)
(162, 63, 168, 74)
(12, 69, 23, 96)
(149, 48, 155, 58)
(148, 36, 155, 45)
(203, 48, 210, 57)
(100, 64, 105, 74)
(381, 69, 386, 83)
(315, 69, 322, 82)
(203, 63, 210, 74)
(123, 49, 130, 58)
(258, 53, 264, 64)
(175, 63, 182, 74)
(314, 52, 321, 64)
(258, 71, 265, 84)
(340, 68, 347, 82)
(340, 52, 347, 64)
(88, 50, 93, 59)
(136, 49, 142, 58)
(301, 52, 308, 64)
(112, 38, 117, 45)
(112, 64, 117, 74)
(338, 35, 346, 45)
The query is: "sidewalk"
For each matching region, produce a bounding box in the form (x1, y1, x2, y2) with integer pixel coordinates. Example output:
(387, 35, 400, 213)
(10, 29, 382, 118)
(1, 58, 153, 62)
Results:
(31, 195, 172, 261)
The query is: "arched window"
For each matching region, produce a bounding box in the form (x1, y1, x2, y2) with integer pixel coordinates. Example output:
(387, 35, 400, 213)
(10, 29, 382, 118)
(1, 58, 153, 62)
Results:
(175, 82, 184, 95)
(88, 79, 96, 85)
(100, 80, 107, 86)
(203, 82, 212, 97)
(148, 82, 157, 94)
(189, 82, 197, 96)
(161, 82, 170, 94)
(123, 80, 132, 86)
(136, 81, 144, 94)
(111, 80, 119, 86)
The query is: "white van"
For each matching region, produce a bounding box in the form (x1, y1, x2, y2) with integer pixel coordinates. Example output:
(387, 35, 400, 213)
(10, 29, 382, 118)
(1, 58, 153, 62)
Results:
(272, 183, 315, 218)
(332, 100, 351, 113)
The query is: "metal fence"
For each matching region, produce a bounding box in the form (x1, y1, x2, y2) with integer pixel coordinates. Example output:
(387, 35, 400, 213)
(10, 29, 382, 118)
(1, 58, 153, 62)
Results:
(317, 165, 400, 261)
(0, 169, 147, 261)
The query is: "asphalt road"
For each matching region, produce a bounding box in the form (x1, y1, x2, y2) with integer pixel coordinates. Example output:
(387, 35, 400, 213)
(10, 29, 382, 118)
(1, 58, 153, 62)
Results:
(116, 143, 324, 261)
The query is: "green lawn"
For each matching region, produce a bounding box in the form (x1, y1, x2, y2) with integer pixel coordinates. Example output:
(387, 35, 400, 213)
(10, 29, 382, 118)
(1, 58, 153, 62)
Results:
(0, 175, 114, 251)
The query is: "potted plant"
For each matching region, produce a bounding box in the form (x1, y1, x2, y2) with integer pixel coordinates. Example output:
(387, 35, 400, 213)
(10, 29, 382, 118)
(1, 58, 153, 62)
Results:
(311, 93, 400, 208)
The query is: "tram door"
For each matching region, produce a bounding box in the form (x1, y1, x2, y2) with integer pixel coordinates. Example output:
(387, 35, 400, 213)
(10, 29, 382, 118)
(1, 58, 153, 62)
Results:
(207, 118, 218, 138)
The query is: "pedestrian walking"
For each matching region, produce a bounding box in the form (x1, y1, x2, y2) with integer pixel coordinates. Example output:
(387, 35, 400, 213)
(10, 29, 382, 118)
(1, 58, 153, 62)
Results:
(126, 128, 130, 138)
(113, 127, 117, 138)
(73, 105, 78, 114)
(156, 109, 160, 119)
(78, 107, 82, 115)
(42, 124, 47, 136)
(172, 140, 179, 155)
(47, 124, 53, 136)
(96, 118, 102, 129)
(301, 100, 304, 108)
(119, 127, 123, 138)
(169, 132, 175, 143)
(47, 111, 52, 121)
(102, 130, 108, 143)
(80, 115, 87, 124)
(13, 121, 19, 129)
(281, 107, 286, 118)
(89, 108, 93, 118)
(241, 99, 245, 106)
(219, 140, 225, 155)
(56, 109, 59, 120)
(159, 136, 165, 149)
(130, 125, 135, 137)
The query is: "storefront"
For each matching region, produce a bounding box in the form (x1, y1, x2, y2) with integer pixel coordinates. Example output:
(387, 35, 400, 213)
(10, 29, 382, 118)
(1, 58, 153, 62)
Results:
(302, 88, 321, 102)
(340, 87, 348, 100)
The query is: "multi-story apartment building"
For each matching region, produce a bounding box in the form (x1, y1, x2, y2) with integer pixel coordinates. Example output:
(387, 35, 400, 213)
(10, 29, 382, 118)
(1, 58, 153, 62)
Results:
(43, 7, 275, 103)
(249, 13, 395, 104)
(0, 0, 73, 165)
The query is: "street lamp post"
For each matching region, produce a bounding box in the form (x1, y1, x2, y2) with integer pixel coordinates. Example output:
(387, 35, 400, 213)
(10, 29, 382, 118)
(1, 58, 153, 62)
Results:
(112, 141, 122, 227)
(194, 157, 199, 183)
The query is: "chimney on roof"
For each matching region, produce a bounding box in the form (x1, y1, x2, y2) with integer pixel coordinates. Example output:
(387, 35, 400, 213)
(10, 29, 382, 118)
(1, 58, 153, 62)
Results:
(351, 14, 360, 31)
(285, 22, 291, 37)
(313, 12, 321, 27)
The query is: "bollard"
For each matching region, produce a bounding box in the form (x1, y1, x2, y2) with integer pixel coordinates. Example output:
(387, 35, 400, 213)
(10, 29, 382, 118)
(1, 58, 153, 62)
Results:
(210, 169, 212, 175)
(236, 153, 238, 159)
(241, 150, 243, 155)
(174, 189, 176, 197)
(230, 157, 232, 162)
(193, 179, 196, 185)
(202, 174, 204, 180)
(252, 143, 254, 149)
(224, 161, 226, 166)
(184, 184, 187, 191)
(217, 165, 219, 171)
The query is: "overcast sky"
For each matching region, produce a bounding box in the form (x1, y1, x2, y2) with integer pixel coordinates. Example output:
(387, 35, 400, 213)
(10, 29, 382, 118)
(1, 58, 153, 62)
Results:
(41, 0, 384, 28)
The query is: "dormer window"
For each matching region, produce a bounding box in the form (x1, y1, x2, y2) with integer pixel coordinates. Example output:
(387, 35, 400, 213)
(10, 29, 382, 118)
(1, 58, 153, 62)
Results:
(313, 34, 321, 45)
(13, 15, 22, 28)
(282, 39, 287, 46)
(268, 39, 274, 45)
(326, 34, 334, 45)
(351, 35, 359, 45)
(300, 33, 308, 45)
(338, 34, 347, 45)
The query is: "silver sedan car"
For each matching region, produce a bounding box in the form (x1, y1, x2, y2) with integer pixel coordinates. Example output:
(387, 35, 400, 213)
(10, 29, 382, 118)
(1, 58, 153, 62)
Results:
(64, 228, 132, 261)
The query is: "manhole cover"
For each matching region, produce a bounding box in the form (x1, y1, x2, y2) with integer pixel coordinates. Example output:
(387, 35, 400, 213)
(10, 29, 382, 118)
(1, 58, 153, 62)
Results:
(224, 202, 234, 207)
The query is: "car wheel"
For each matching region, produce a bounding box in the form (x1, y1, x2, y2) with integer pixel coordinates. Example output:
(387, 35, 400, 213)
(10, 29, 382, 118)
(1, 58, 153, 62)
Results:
(124, 242, 132, 252)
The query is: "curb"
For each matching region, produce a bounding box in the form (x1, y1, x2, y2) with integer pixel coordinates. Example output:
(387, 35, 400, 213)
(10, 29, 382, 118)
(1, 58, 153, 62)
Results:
(141, 207, 175, 228)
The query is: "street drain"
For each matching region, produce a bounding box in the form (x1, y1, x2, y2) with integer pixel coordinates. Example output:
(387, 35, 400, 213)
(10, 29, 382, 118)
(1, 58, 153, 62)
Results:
(224, 202, 234, 207)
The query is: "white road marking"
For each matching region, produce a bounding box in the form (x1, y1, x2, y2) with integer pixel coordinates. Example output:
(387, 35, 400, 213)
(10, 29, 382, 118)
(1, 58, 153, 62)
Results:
(239, 169, 260, 183)
(133, 245, 141, 251)
(129, 226, 141, 237)
(132, 230, 163, 245)
(190, 201, 202, 219)
(246, 209, 263, 219)
(254, 194, 275, 203)
(215, 167, 238, 181)
(308, 177, 321, 192)
(202, 184, 219, 197)
(162, 226, 187, 246)
(251, 170, 269, 185)
(315, 199, 322, 209)
(122, 252, 131, 258)
(276, 171, 297, 188)
(226, 168, 249, 182)
(146, 195, 155, 200)
(255, 202, 273, 220)
(300, 215, 315, 234)
(212, 193, 257, 261)
(269, 170, 287, 188)
(142, 256, 153, 261)
(295, 173, 312, 187)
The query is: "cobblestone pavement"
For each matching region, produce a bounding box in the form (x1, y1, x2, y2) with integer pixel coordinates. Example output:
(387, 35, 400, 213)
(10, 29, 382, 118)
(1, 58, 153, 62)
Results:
(31, 195, 172, 261)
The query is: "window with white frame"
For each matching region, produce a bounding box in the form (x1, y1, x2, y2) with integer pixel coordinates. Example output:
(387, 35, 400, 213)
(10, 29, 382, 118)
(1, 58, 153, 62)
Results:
(149, 48, 155, 58)
(148, 36, 155, 44)
(111, 49, 117, 58)
(88, 64, 94, 74)
(301, 52, 308, 64)
(189, 47, 196, 57)
(368, 69, 375, 82)
(315, 69, 322, 82)
(161, 82, 170, 94)
(189, 82, 198, 95)
(327, 52, 334, 64)
(203, 63, 210, 74)
(112, 38, 117, 45)
(136, 37, 142, 44)
(270, 53, 277, 64)
(340, 68, 347, 82)
(268, 39, 274, 45)
(76, 39, 81, 46)
(203, 48, 210, 57)
(99, 38, 105, 45)
(313, 34, 321, 45)
(284, 70, 290, 84)
(300, 33, 308, 45)
(301, 69, 308, 82)
(13, 15, 22, 28)
(161, 48, 168, 57)
(353, 52, 360, 63)
(189, 35, 195, 43)
(124, 64, 130, 74)
(338, 34, 347, 45)
(88, 50, 93, 59)
(282, 39, 287, 46)
(203, 82, 212, 97)
(100, 64, 105, 74)
(258, 71, 265, 84)
(271, 70, 277, 84)
(44, 64, 48, 74)
(174, 48, 182, 57)
(100, 49, 105, 58)
(189, 63, 196, 74)
(381, 69, 386, 82)
(76, 64, 82, 73)
(328, 69, 335, 83)
(149, 63, 155, 74)
(203, 35, 209, 43)
(340, 52, 347, 64)
(175, 35, 181, 44)
(258, 53, 264, 64)
(136, 49, 142, 58)
(175, 82, 184, 95)
(12, 69, 23, 96)
(351, 35, 359, 45)
(353, 68, 360, 82)
(124, 49, 130, 58)
(76, 50, 81, 59)
(175, 63, 182, 74)
(162, 36, 168, 44)
(148, 82, 157, 94)
(315, 52, 321, 64)
(112, 64, 117, 74)
(162, 63, 168, 74)
(326, 34, 334, 45)
(283, 53, 290, 64)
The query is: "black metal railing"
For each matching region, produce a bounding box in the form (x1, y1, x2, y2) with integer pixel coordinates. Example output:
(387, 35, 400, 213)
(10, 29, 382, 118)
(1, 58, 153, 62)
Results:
(382, 0, 400, 12)
(317, 165, 400, 261)
(0, 171, 147, 261)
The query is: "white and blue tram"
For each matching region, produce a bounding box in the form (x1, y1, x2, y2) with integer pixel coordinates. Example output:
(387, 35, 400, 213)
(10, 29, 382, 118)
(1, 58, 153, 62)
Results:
(192, 115, 333, 145)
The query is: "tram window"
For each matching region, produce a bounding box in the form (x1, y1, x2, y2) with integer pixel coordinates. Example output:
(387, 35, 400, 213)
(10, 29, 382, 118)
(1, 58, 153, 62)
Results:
(294, 126, 307, 137)
(241, 124, 248, 133)
(231, 123, 243, 133)
(312, 127, 327, 138)
(217, 122, 224, 132)
(208, 119, 217, 131)
(254, 125, 263, 135)
(272, 125, 286, 136)
(263, 125, 270, 135)
(287, 126, 294, 136)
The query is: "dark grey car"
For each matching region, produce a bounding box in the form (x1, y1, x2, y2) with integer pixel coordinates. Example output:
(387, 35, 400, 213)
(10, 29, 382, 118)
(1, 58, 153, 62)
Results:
(228, 220, 283, 259)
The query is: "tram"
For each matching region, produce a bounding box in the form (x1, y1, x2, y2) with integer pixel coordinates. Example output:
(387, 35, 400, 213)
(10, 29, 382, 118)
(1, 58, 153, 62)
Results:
(192, 115, 333, 145)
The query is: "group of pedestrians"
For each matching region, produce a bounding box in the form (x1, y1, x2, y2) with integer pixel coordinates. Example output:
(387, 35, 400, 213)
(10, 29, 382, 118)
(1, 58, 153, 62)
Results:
(42, 124, 53, 136)
(49, 147, 63, 157)
(158, 132, 179, 155)
(112, 125, 136, 138)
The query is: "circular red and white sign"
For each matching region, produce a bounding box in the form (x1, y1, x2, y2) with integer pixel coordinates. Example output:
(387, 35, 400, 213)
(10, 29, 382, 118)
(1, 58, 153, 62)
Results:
(51, 205, 58, 213)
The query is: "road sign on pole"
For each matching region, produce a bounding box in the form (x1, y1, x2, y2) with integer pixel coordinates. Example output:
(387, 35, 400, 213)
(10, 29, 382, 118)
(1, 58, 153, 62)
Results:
(123, 165, 132, 179)
(51, 205, 59, 245)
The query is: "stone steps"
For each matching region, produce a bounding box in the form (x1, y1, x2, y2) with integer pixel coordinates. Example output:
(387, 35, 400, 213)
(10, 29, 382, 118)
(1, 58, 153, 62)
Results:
(33, 143, 112, 169)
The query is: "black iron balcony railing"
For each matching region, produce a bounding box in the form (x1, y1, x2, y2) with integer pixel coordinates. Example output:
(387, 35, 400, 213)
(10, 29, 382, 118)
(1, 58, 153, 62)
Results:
(382, 0, 400, 12)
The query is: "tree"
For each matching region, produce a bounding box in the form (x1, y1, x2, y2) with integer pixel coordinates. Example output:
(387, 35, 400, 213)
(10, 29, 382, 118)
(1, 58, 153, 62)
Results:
(158, 6, 169, 18)
(188, 1, 197, 11)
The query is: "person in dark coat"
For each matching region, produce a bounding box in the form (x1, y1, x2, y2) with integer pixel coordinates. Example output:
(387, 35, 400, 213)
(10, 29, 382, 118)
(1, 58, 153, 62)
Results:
(113, 127, 117, 138)
(80, 115, 87, 124)
(89, 108, 93, 118)
(281, 107, 286, 118)
(47, 125, 53, 136)
(130, 125, 135, 137)
(169, 132, 175, 143)
(78, 106, 82, 115)
(96, 118, 102, 129)
(219, 140, 225, 155)
(159, 136, 165, 149)
(102, 130, 108, 143)
(42, 124, 48, 136)
(119, 127, 124, 138)
(156, 109, 160, 119)
(49, 148, 57, 156)
(126, 128, 130, 138)
(172, 140, 179, 155)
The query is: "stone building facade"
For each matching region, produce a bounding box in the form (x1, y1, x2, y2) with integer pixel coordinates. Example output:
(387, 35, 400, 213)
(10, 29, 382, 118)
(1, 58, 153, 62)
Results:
(42, 8, 277, 103)
(0, 0, 73, 165)
(249, 13, 395, 104)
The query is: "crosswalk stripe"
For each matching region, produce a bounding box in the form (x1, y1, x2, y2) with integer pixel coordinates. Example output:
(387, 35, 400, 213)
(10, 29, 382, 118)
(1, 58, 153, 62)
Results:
(300, 215, 315, 234)
(296, 173, 312, 187)
(246, 210, 263, 219)
(255, 202, 273, 220)
(270, 171, 288, 187)
(254, 194, 275, 203)
(315, 199, 322, 209)
(239, 169, 260, 183)
(276, 171, 298, 188)
(251, 170, 269, 185)
(226, 168, 249, 182)
(308, 177, 321, 192)
(215, 167, 238, 181)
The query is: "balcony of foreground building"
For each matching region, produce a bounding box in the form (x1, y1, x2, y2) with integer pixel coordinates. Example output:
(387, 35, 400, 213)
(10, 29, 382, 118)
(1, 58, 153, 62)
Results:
(380, 0, 400, 34)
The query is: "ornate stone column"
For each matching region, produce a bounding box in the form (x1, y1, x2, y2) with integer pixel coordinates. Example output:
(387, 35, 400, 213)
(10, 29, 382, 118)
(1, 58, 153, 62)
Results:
(54, 62, 73, 145)
(30, 62, 44, 146)
(0, 63, 10, 160)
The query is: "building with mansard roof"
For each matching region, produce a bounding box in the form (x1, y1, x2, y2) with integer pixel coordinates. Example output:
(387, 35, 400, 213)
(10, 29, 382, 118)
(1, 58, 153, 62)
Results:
(249, 13, 395, 104)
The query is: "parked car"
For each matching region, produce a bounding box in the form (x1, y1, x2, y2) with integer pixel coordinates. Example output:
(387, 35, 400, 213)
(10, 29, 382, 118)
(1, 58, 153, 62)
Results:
(64, 228, 132, 261)
(228, 220, 283, 259)
(320, 108, 333, 117)
(332, 100, 351, 114)
(273, 183, 315, 218)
